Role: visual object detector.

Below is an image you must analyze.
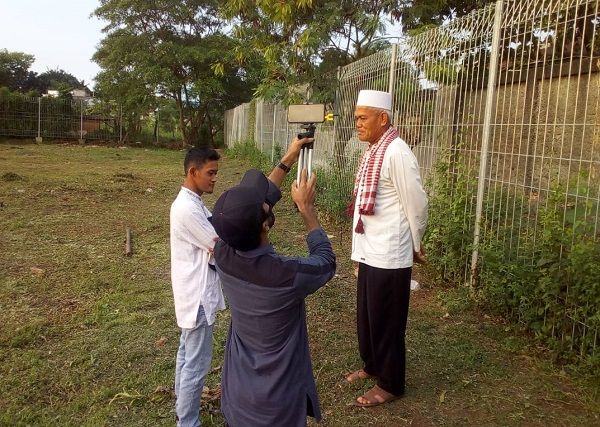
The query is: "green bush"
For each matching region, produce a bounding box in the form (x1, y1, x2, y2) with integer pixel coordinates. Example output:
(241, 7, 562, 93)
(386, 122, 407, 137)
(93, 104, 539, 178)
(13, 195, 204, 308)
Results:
(423, 149, 477, 285)
(0, 91, 77, 137)
(479, 183, 600, 368)
(314, 164, 355, 218)
(425, 149, 599, 372)
(225, 139, 271, 172)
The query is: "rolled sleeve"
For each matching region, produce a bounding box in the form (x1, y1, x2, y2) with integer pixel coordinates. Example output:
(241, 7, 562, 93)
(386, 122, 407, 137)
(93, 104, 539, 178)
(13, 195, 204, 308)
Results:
(293, 228, 336, 298)
(266, 180, 283, 206)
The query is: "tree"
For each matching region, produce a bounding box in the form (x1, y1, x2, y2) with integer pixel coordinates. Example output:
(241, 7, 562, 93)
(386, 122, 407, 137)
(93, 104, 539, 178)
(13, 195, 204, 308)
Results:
(36, 69, 87, 91)
(397, 1, 492, 31)
(93, 0, 256, 147)
(0, 51, 87, 96)
(20, 68, 89, 96)
(92, 27, 158, 142)
(0, 49, 35, 91)
(221, 1, 503, 105)
(221, 0, 404, 104)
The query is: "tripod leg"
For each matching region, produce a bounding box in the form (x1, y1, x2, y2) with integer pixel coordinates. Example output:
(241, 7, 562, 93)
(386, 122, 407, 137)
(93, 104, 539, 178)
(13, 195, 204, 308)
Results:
(297, 148, 305, 183)
(307, 148, 313, 177)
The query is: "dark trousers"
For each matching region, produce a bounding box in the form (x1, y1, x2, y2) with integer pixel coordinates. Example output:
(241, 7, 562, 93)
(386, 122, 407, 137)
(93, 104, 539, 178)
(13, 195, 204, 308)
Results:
(357, 263, 412, 396)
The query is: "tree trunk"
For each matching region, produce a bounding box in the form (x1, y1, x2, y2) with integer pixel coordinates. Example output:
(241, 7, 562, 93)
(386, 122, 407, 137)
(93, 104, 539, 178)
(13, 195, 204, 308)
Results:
(187, 104, 206, 147)
(175, 95, 188, 148)
(205, 108, 215, 148)
(153, 113, 158, 142)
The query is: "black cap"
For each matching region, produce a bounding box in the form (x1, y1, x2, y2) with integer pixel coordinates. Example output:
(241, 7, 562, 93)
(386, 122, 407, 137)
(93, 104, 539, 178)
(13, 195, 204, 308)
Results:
(212, 169, 281, 251)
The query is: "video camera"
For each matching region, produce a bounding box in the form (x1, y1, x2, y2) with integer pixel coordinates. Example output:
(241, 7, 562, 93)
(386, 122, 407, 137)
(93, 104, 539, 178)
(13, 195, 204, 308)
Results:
(287, 104, 325, 180)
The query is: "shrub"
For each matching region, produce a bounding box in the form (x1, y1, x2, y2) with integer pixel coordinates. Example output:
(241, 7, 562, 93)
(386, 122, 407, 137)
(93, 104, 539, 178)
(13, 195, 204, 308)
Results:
(423, 149, 477, 285)
(225, 139, 271, 172)
(425, 149, 599, 371)
(479, 183, 600, 368)
(314, 164, 355, 218)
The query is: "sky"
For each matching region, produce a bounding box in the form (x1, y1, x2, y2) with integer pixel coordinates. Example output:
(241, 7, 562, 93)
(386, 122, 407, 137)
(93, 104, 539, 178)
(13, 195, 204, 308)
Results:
(0, 1, 405, 92)
(0, 0, 104, 88)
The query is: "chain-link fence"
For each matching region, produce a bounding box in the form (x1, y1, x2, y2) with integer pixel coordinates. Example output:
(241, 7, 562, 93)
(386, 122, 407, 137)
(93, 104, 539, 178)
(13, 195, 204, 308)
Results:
(0, 95, 120, 141)
(224, 0, 600, 361)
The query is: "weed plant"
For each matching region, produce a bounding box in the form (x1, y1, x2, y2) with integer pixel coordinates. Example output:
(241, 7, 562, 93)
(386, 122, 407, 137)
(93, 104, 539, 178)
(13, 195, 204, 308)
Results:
(425, 149, 599, 376)
(313, 165, 355, 218)
(225, 139, 272, 172)
(423, 148, 476, 285)
(479, 184, 600, 374)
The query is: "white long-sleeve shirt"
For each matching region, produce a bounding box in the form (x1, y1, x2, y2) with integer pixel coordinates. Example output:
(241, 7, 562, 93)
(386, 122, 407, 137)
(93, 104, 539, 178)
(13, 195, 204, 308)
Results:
(170, 187, 225, 328)
(351, 137, 428, 269)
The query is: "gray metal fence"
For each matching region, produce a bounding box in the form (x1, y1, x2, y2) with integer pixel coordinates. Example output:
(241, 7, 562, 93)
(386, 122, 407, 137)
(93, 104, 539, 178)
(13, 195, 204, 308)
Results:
(225, 100, 336, 164)
(0, 95, 119, 141)
(224, 0, 600, 360)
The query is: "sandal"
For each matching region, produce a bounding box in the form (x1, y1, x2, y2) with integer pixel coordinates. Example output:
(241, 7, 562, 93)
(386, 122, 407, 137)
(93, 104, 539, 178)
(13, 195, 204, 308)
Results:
(344, 369, 374, 383)
(354, 385, 401, 407)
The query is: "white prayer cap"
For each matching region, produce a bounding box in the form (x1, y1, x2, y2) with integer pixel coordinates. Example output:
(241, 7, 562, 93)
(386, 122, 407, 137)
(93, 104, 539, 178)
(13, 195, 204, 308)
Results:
(356, 90, 392, 110)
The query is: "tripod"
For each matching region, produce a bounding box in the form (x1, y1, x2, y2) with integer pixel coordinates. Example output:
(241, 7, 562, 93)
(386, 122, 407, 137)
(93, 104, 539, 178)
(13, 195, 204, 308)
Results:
(296, 141, 314, 182)
(296, 123, 316, 182)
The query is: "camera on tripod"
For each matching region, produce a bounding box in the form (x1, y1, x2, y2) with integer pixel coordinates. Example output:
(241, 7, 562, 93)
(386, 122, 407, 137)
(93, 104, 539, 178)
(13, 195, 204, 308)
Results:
(288, 104, 325, 139)
(297, 123, 316, 140)
(287, 104, 325, 180)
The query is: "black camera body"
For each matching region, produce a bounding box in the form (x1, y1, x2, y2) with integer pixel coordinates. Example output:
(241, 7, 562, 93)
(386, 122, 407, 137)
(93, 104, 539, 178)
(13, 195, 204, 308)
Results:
(297, 123, 316, 141)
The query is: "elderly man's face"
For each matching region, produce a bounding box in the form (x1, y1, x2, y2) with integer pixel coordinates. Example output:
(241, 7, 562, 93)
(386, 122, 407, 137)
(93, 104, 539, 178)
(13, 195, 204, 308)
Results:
(354, 106, 388, 144)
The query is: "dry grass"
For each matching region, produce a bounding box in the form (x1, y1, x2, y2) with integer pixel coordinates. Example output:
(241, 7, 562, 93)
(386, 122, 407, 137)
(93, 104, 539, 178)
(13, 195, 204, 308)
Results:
(0, 140, 598, 426)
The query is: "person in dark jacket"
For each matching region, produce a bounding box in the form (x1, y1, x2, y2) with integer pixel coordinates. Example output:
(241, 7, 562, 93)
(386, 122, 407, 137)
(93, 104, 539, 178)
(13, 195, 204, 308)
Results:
(211, 139, 336, 427)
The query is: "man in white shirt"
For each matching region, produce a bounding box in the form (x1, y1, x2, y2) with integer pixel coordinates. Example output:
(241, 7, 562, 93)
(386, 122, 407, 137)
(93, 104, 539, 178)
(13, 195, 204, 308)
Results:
(345, 90, 428, 407)
(170, 147, 224, 427)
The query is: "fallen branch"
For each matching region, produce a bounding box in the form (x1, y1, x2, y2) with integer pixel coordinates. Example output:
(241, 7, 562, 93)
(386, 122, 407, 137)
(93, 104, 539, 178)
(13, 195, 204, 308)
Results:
(125, 227, 133, 256)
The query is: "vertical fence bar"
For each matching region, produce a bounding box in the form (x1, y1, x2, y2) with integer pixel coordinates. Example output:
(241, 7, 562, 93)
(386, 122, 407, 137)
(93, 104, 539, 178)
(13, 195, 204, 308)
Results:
(388, 43, 398, 96)
(156, 106, 159, 144)
(36, 97, 42, 142)
(271, 104, 277, 163)
(79, 99, 84, 144)
(259, 100, 264, 152)
(469, 0, 504, 286)
(119, 103, 123, 143)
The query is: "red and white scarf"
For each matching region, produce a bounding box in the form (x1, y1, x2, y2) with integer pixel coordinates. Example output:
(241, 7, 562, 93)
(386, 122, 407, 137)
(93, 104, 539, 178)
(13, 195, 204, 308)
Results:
(351, 126, 399, 233)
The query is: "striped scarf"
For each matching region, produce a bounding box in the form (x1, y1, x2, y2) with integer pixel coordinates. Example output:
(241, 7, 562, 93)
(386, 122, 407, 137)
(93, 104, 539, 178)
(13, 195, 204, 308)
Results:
(351, 126, 399, 233)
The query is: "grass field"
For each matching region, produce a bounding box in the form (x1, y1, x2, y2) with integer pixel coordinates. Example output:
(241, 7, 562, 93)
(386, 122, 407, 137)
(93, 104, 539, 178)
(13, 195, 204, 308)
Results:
(1, 141, 599, 426)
